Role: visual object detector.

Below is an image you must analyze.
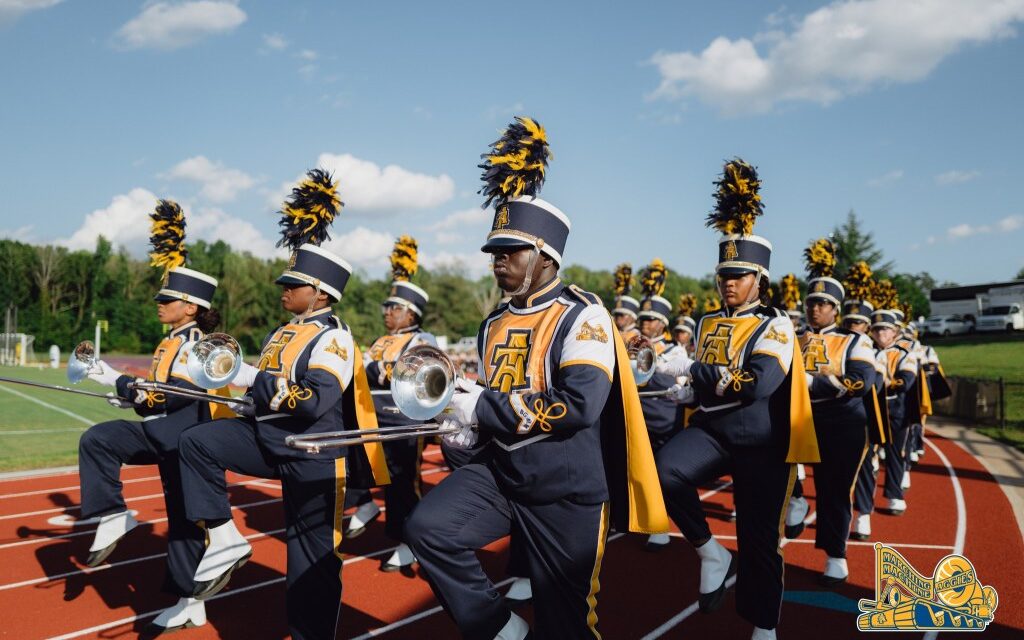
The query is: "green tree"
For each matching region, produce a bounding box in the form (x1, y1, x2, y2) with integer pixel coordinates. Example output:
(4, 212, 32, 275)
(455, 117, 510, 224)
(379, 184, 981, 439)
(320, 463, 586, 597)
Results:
(831, 210, 894, 276)
(1016, 266, 1024, 279)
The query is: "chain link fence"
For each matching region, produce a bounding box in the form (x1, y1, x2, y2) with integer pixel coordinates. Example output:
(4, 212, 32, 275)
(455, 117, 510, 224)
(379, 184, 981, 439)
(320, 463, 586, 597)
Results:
(933, 376, 1024, 428)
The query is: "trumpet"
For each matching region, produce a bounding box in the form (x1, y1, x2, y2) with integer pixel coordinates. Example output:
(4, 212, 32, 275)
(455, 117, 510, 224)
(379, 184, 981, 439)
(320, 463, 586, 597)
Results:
(0, 340, 128, 401)
(286, 345, 462, 452)
(127, 333, 252, 407)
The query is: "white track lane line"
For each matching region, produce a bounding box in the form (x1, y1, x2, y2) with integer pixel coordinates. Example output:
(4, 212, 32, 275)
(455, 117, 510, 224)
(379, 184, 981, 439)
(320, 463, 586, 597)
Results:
(922, 433, 967, 640)
(45, 541, 407, 640)
(0, 384, 93, 425)
(666, 532, 954, 551)
(351, 482, 733, 638)
(0, 478, 282, 521)
(0, 496, 282, 550)
(0, 475, 162, 500)
(641, 512, 818, 639)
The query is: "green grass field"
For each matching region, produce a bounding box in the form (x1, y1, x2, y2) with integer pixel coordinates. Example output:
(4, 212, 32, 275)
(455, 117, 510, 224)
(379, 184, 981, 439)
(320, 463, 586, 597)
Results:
(0, 365, 126, 471)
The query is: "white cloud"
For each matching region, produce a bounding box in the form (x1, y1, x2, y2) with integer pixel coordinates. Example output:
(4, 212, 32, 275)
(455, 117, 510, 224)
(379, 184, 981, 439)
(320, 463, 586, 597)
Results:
(0, 0, 61, 22)
(262, 33, 287, 51)
(114, 1, 246, 51)
(867, 169, 903, 187)
(421, 250, 492, 278)
(427, 207, 491, 245)
(0, 224, 35, 242)
(272, 153, 455, 215)
(946, 214, 1023, 240)
(298, 48, 317, 61)
(648, 0, 1024, 115)
(322, 226, 395, 271)
(935, 169, 981, 185)
(188, 207, 281, 257)
(164, 156, 255, 203)
(58, 188, 158, 251)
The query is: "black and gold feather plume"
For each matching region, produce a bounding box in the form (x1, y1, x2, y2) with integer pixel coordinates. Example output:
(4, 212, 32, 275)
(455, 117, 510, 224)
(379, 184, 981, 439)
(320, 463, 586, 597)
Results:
(479, 116, 550, 209)
(872, 279, 899, 310)
(900, 301, 915, 323)
(640, 258, 667, 298)
(703, 295, 722, 313)
(780, 273, 801, 311)
(613, 263, 634, 297)
(843, 261, 873, 302)
(390, 235, 418, 282)
(149, 199, 187, 272)
(676, 293, 697, 318)
(707, 158, 764, 235)
(803, 238, 836, 279)
(276, 168, 342, 251)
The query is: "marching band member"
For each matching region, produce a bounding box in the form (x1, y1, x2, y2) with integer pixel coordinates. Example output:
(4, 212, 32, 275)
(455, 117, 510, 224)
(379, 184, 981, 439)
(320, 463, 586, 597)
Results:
(611, 263, 641, 342)
(344, 236, 436, 573)
(778, 271, 808, 533)
(177, 169, 390, 640)
(650, 159, 819, 640)
(671, 293, 698, 355)
(797, 239, 876, 585)
(898, 315, 931, 468)
(405, 116, 668, 639)
(869, 289, 918, 517)
(842, 262, 890, 541)
(78, 200, 224, 632)
(635, 259, 687, 551)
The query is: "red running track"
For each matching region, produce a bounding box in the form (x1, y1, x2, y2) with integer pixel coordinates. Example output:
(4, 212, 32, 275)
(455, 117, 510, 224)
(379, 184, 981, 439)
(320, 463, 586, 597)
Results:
(0, 429, 1021, 639)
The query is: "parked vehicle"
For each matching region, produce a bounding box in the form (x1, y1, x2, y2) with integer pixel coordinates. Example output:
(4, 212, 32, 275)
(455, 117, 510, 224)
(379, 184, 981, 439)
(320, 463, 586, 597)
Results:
(921, 314, 973, 336)
(976, 304, 1024, 332)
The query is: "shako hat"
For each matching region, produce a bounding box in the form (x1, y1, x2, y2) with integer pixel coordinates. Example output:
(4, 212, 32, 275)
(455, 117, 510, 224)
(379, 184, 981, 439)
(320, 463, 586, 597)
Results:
(274, 168, 351, 301)
(478, 117, 571, 265)
(149, 199, 218, 308)
(708, 159, 771, 278)
(384, 235, 429, 317)
(637, 259, 672, 325)
(803, 238, 844, 307)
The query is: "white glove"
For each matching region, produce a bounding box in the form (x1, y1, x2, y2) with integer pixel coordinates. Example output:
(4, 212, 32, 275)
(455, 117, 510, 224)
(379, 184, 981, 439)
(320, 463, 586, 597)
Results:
(441, 418, 478, 450)
(448, 377, 484, 426)
(232, 362, 260, 388)
(805, 372, 815, 387)
(657, 350, 694, 377)
(105, 392, 132, 409)
(88, 360, 123, 387)
(666, 383, 695, 405)
(131, 378, 153, 405)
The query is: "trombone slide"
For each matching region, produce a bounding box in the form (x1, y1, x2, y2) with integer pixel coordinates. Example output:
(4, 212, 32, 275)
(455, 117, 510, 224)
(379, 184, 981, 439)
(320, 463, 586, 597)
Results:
(285, 423, 459, 454)
(0, 375, 127, 401)
(128, 381, 252, 406)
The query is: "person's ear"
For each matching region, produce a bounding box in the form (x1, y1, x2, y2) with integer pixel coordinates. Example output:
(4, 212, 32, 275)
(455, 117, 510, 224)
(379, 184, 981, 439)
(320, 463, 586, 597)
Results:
(185, 302, 199, 318)
(318, 290, 330, 303)
(539, 253, 554, 270)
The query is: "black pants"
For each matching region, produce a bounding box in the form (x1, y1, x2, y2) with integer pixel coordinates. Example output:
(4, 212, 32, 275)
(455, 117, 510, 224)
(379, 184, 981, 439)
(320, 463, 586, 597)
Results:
(405, 463, 608, 640)
(655, 426, 795, 630)
(811, 416, 868, 558)
(910, 422, 924, 455)
(883, 427, 910, 500)
(346, 437, 423, 541)
(78, 419, 204, 598)
(179, 419, 346, 640)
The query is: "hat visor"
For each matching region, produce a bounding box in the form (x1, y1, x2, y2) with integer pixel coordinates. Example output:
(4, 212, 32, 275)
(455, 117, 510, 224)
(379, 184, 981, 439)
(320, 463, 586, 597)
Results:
(480, 237, 534, 254)
(275, 274, 310, 286)
(716, 265, 759, 276)
(153, 292, 180, 302)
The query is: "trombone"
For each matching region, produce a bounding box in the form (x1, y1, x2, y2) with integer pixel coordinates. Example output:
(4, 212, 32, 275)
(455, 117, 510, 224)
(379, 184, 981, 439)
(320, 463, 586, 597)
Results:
(0, 340, 129, 401)
(126, 333, 252, 407)
(286, 345, 463, 453)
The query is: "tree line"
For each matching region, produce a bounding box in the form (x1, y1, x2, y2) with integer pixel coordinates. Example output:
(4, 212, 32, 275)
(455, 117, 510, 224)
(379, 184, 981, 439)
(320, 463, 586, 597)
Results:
(0, 211, 938, 355)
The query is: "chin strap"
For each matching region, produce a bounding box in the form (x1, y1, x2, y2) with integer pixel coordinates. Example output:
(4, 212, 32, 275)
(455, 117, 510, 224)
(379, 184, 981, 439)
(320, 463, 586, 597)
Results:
(297, 283, 323, 321)
(505, 246, 541, 297)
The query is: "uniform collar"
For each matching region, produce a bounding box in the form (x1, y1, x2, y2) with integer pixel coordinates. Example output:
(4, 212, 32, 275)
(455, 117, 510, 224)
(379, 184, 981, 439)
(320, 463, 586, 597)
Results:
(169, 321, 198, 339)
(392, 325, 421, 336)
(511, 277, 563, 310)
(812, 323, 838, 334)
(724, 299, 760, 318)
(650, 334, 666, 345)
(293, 306, 334, 325)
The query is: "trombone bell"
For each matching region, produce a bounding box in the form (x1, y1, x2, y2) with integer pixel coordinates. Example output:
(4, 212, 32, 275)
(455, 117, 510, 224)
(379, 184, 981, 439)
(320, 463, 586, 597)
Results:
(67, 341, 98, 384)
(630, 346, 657, 386)
(390, 345, 457, 421)
(187, 333, 243, 389)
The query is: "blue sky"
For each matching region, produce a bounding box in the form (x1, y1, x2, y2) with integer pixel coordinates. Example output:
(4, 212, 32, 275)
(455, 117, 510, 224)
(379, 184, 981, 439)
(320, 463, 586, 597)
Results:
(1, 0, 1022, 285)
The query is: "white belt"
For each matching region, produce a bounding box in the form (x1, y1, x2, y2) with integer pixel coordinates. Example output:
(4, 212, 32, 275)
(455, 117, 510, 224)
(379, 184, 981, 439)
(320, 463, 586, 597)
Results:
(491, 433, 551, 452)
(698, 401, 742, 413)
(256, 413, 289, 422)
(142, 413, 167, 422)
